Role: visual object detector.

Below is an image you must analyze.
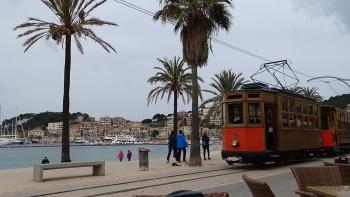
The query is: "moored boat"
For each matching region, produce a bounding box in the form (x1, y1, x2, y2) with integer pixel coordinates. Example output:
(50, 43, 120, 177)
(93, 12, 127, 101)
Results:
(0, 138, 13, 146)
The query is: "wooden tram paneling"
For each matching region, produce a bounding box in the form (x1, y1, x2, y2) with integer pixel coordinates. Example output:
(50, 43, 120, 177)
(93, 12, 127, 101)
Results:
(277, 129, 322, 151)
(276, 92, 322, 151)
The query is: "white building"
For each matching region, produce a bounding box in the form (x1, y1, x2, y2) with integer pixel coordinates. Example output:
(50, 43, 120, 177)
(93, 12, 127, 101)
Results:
(158, 127, 169, 139)
(99, 117, 112, 126)
(130, 121, 142, 128)
(28, 130, 45, 138)
(209, 111, 222, 127)
(165, 119, 174, 128)
(346, 104, 350, 112)
(181, 126, 192, 137)
(112, 117, 127, 127)
(47, 122, 63, 135)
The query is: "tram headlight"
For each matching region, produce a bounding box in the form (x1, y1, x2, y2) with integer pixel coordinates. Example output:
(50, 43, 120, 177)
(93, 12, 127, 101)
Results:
(232, 140, 240, 147)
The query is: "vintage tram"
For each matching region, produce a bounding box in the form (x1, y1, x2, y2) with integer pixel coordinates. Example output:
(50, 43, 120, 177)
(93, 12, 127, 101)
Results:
(321, 105, 350, 152)
(221, 83, 350, 165)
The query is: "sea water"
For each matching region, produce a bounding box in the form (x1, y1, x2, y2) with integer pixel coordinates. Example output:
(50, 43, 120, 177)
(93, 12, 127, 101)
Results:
(0, 144, 169, 170)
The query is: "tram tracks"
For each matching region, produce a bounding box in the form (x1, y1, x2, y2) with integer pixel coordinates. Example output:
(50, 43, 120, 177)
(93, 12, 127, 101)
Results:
(29, 167, 254, 197)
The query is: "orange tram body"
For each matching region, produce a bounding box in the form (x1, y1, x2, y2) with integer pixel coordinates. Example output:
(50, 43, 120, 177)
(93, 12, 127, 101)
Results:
(221, 84, 350, 165)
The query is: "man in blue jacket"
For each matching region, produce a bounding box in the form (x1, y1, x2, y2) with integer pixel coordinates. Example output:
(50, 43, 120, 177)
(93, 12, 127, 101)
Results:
(176, 130, 188, 162)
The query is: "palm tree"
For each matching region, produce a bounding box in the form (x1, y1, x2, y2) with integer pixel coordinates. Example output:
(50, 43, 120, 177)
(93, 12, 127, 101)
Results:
(154, 0, 233, 166)
(200, 70, 245, 125)
(300, 87, 323, 101)
(147, 56, 202, 134)
(288, 86, 302, 95)
(15, 0, 116, 162)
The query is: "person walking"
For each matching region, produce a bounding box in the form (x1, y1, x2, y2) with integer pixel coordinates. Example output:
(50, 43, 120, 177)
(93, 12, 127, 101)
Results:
(167, 130, 177, 163)
(176, 130, 188, 162)
(117, 150, 124, 162)
(127, 150, 132, 161)
(202, 132, 211, 160)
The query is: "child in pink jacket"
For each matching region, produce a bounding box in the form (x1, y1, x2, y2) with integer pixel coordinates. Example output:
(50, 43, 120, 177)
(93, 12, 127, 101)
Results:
(117, 150, 124, 162)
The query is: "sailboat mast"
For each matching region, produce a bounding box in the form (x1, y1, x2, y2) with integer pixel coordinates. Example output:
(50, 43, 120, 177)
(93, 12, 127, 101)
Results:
(0, 104, 2, 136)
(15, 115, 18, 138)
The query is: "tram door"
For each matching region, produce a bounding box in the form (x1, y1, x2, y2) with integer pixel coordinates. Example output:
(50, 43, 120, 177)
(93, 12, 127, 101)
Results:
(265, 104, 275, 150)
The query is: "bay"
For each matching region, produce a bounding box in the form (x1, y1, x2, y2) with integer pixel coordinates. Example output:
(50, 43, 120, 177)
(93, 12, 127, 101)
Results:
(0, 144, 169, 170)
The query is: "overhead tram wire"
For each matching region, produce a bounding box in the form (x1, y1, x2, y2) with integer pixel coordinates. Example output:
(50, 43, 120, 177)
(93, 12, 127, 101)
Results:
(327, 84, 339, 95)
(113, 0, 328, 84)
(114, 0, 272, 63)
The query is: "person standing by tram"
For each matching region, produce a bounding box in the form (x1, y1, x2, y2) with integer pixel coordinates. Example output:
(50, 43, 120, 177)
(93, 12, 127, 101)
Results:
(166, 130, 177, 163)
(176, 130, 188, 162)
(202, 132, 211, 160)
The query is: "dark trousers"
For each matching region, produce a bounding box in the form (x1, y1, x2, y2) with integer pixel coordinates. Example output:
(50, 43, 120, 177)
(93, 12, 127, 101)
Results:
(203, 145, 210, 159)
(167, 147, 177, 161)
(177, 148, 186, 161)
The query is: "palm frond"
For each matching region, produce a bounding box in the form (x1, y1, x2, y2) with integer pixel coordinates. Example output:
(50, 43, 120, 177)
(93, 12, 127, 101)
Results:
(147, 56, 202, 105)
(15, 0, 117, 53)
(200, 69, 244, 122)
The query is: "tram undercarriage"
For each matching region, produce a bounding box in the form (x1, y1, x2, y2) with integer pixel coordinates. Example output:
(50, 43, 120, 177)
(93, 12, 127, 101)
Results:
(221, 149, 330, 165)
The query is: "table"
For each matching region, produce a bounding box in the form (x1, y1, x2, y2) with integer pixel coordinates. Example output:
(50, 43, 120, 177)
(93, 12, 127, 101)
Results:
(306, 186, 350, 197)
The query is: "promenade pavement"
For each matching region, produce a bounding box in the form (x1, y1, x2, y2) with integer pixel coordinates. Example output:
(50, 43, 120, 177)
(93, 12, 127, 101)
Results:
(0, 148, 342, 197)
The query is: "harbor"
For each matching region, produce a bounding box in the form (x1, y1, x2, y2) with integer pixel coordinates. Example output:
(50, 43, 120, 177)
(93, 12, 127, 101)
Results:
(0, 144, 169, 170)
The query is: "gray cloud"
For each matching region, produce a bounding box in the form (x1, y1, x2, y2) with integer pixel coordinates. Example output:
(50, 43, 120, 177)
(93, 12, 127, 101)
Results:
(295, 0, 350, 31)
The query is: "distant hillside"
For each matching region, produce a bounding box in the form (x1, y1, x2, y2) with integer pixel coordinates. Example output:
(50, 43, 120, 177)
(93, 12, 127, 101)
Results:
(322, 94, 350, 108)
(2, 112, 90, 130)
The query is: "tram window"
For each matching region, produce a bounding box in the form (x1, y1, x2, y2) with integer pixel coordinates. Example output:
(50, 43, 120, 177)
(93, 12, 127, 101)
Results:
(282, 98, 288, 112)
(295, 100, 302, 113)
(321, 116, 329, 130)
(290, 114, 296, 127)
(313, 104, 318, 115)
(248, 103, 261, 124)
(303, 116, 308, 127)
(289, 100, 295, 112)
(282, 113, 289, 127)
(227, 95, 242, 100)
(296, 115, 302, 128)
(309, 104, 313, 115)
(315, 118, 319, 129)
(228, 103, 243, 124)
(309, 117, 314, 128)
(303, 102, 308, 114)
(248, 94, 259, 98)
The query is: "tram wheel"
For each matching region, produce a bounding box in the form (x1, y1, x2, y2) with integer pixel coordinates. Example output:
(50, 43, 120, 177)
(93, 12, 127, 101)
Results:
(225, 159, 234, 165)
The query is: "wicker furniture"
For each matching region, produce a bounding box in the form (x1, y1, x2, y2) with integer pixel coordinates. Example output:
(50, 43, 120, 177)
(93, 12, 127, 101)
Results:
(242, 174, 275, 197)
(133, 192, 229, 197)
(291, 166, 343, 197)
(306, 185, 350, 197)
(324, 161, 350, 185)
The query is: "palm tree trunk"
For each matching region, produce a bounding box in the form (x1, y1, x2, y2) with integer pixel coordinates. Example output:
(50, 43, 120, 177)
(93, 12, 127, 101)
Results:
(173, 90, 178, 134)
(61, 34, 72, 162)
(189, 65, 202, 166)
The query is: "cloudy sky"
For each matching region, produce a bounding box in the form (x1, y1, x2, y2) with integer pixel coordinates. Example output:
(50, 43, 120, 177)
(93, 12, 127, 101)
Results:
(0, 0, 349, 121)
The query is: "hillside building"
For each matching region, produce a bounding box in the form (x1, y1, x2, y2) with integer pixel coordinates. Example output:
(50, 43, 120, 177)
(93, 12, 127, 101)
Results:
(47, 122, 62, 135)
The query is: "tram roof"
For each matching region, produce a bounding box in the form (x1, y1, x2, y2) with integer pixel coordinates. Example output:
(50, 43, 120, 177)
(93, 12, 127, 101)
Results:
(225, 83, 318, 102)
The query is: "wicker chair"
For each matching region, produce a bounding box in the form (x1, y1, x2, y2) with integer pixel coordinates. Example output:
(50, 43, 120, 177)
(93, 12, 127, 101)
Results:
(290, 166, 343, 197)
(324, 161, 350, 185)
(242, 174, 275, 197)
(133, 192, 229, 197)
